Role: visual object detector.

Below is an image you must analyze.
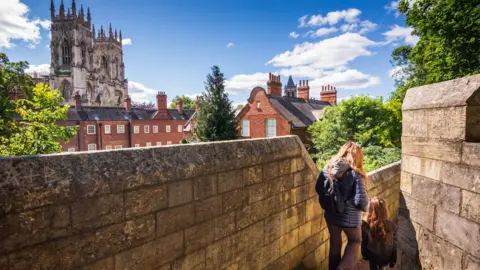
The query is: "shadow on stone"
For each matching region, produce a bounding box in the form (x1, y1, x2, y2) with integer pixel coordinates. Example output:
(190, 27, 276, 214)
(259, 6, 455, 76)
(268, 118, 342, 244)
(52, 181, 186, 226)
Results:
(396, 192, 422, 270)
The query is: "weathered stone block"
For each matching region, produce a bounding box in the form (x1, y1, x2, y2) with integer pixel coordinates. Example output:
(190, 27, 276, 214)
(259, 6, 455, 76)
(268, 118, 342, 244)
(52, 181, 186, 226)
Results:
(466, 106, 480, 141)
(411, 174, 461, 214)
(264, 213, 282, 244)
(278, 159, 292, 176)
(156, 203, 195, 237)
(311, 217, 324, 235)
(464, 254, 480, 270)
(276, 190, 296, 212)
(264, 244, 304, 270)
(462, 142, 480, 168)
(299, 221, 312, 244)
(243, 165, 262, 185)
(401, 194, 435, 231)
(236, 197, 275, 230)
(218, 170, 244, 194)
(402, 107, 466, 140)
(417, 227, 463, 270)
(168, 180, 193, 207)
(306, 197, 322, 222)
(83, 256, 115, 270)
(461, 190, 480, 223)
(435, 209, 480, 257)
(125, 185, 167, 218)
(114, 231, 183, 269)
(122, 215, 156, 247)
(185, 219, 216, 253)
(278, 174, 294, 192)
(248, 181, 279, 204)
(279, 228, 299, 256)
(304, 228, 329, 254)
(263, 162, 279, 181)
(195, 195, 222, 223)
(294, 184, 311, 203)
(72, 194, 123, 231)
(281, 203, 306, 234)
(400, 172, 412, 194)
(193, 175, 217, 201)
(214, 212, 236, 241)
(222, 189, 248, 213)
(173, 249, 206, 270)
(241, 221, 264, 254)
(206, 233, 245, 270)
(291, 157, 305, 173)
(440, 162, 480, 192)
(402, 137, 462, 163)
(402, 155, 442, 181)
(293, 170, 309, 187)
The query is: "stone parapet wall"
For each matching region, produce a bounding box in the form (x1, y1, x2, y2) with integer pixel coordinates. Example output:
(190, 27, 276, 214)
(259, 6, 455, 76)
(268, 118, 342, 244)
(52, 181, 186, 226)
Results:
(0, 136, 327, 270)
(398, 74, 480, 270)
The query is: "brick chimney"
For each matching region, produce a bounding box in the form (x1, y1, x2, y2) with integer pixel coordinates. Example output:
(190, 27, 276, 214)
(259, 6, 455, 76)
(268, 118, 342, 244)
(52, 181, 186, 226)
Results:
(176, 98, 183, 113)
(156, 91, 167, 112)
(267, 73, 282, 96)
(320, 85, 337, 105)
(74, 91, 82, 109)
(297, 80, 310, 101)
(124, 95, 131, 111)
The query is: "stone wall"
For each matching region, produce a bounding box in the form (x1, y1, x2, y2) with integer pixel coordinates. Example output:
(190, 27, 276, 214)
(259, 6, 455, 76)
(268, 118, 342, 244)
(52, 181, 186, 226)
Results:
(398, 74, 480, 270)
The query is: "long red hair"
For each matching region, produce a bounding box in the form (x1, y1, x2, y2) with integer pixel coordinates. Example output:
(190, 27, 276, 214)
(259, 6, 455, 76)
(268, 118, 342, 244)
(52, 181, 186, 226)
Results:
(367, 197, 393, 244)
(327, 141, 368, 183)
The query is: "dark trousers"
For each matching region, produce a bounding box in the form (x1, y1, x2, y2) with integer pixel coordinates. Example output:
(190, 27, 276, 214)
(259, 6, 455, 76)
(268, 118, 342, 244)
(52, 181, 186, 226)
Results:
(327, 223, 362, 270)
(368, 261, 385, 270)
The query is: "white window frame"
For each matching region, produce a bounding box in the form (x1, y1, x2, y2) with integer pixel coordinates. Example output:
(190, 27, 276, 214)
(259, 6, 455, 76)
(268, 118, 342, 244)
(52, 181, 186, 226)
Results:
(104, 125, 111, 134)
(87, 125, 96, 135)
(167, 141, 172, 145)
(117, 125, 125, 134)
(115, 145, 122, 149)
(146, 142, 152, 147)
(241, 120, 250, 137)
(166, 125, 171, 133)
(144, 125, 150, 134)
(153, 125, 158, 133)
(265, 119, 276, 138)
(105, 145, 112, 150)
(134, 125, 139, 134)
(157, 142, 162, 146)
(178, 125, 182, 132)
(134, 144, 140, 148)
(88, 144, 97, 151)
(67, 147, 76, 152)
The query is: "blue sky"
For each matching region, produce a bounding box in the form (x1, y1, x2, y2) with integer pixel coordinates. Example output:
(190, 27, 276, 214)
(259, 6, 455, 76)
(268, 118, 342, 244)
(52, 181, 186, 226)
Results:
(0, 0, 415, 105)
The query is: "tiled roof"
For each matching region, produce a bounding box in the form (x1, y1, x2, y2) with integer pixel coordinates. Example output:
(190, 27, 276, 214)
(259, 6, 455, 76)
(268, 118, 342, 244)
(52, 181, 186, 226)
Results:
(267, 95, 330, 128)
(65, 106, 194, 121)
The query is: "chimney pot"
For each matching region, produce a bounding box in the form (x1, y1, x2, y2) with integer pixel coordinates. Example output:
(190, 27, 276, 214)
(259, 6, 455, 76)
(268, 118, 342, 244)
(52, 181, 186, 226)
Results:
(156, 92, 167, 112)
(124, 95, 131, 111)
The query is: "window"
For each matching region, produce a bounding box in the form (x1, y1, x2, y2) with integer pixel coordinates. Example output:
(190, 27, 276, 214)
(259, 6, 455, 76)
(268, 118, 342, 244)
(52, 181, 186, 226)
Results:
(87, 125, 96, 135)
(68, 148, 75, 152)
(102, 56, 108, 72)
(156, 142, 162, 146)
(166, 125, 171, 133)
(241, 120, 250, 137)
(265, 119, 276, 137)
(134, 144, 140, 148)
(117, 125, 125, 134)
(104, 125, 111, 134)
(115, 145, 122, 149)
(167, 141, 172, 145)
(153, 125, 158, 133)
(176, 125, 182, 132)
(146, 142, 152, 147)
(62, 39, 71, 65)
(105, 145, 112, 150)
(134, 125, 139, 134)
(88, 144, 97, 151)
(81, 46, 86, 59)
(144, 125, 150, 134)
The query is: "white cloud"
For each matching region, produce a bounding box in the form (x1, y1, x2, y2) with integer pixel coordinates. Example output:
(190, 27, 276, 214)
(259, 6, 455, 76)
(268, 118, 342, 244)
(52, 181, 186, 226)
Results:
(388, 65, 410, 80)
(383, 25, 419, 46)
(278, 65, 325, 78)
(128, 81, 159, 103)
(267, 33, 377, 69)
(310, 69, 381, 91)
(122, 38, 132, 46)
(25, 63, 50, 74)
(302, 8, 361, 27)
(385, 0, 417, 17)
(310, 27, 338, 37)
(0, 0, 50, 48)
(289, 32, 300, 39)
(226, 42, 235, 48)
(358, 20, 377, 34)
(225, 72, 268, 94)
(341, 24, 358, 32)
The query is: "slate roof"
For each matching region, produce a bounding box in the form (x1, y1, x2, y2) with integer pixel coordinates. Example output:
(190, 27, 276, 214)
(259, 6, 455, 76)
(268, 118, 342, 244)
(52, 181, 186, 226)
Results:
(286, 76, 296, 88)
(267, 95, 330, 128)
(64, 106, 195, 121)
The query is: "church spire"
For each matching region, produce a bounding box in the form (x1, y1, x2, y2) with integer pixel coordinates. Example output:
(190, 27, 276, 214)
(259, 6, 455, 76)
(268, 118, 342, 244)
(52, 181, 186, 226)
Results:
(87, 7, 91, 27)
(67, 8, 71, 17)
(109, 23, 113, 40)
(72, 0, 76, 18)
(50, 0, 55, 20)
(119, 30, 122, 42)
(79, 5, 84, 21)
(60, 0, 65, 19)
(92, 24, 96, 39)
(100, 25, 104, 38)
(115, 29, 118, 41)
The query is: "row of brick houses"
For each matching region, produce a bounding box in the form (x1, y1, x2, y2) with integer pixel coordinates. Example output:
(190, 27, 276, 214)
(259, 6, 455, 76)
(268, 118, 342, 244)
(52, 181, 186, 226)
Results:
(59, 92, 195, 152)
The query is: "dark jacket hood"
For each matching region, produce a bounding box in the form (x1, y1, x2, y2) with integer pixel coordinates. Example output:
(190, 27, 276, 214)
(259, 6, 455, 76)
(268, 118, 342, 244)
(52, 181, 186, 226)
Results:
(322, 159, 351, 179)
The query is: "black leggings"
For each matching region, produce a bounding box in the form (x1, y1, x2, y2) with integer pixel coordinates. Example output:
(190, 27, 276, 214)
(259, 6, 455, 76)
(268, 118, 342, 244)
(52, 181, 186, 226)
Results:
(327, 223, 362, 270)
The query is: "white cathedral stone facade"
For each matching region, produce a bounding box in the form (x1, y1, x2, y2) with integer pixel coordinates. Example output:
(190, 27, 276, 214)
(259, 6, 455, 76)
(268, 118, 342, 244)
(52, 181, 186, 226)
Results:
(48, 0, 128, 106)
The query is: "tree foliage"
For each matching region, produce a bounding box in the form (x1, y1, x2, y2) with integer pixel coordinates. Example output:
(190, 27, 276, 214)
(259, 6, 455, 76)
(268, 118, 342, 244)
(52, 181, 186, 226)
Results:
(308, 96, 401, 171)
(169, 95, 195, 110)
(391, 0, 480, 101)
(196, 66, 237, 141)
(0, 83, 76, 156)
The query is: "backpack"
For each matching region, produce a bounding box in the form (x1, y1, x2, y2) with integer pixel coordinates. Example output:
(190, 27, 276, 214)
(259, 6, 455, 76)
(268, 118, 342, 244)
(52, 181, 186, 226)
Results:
(323, 171, 349, 214)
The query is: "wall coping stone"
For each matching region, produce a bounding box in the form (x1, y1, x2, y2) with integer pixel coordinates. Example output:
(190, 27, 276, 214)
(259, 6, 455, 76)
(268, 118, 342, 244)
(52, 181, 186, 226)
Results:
(403, 74, 480, 111)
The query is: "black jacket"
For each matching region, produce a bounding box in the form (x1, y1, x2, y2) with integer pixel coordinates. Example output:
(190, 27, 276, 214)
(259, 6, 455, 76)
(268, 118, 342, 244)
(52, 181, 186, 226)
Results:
(315, 160, 368, 228)
(361, 220, 398, 267)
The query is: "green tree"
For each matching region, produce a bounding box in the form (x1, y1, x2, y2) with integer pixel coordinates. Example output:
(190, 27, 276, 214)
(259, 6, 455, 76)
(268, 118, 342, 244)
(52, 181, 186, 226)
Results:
(236, 104, 244, 111)
(169, 95, 195, 109)
(196, 66, 237, 141)
(0, 83, 76, 156)
(308, 96, 401, 171)
(0, 53, 34, 138)
(391, 0, 480, 101)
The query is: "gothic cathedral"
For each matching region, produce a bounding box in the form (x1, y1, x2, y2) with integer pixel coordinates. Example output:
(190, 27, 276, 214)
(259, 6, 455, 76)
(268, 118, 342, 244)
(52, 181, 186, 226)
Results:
(49, 0, 128, 106)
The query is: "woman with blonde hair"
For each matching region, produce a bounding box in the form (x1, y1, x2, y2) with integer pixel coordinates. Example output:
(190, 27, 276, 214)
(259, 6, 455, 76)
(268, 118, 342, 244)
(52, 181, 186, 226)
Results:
(315, 141, 368, 270)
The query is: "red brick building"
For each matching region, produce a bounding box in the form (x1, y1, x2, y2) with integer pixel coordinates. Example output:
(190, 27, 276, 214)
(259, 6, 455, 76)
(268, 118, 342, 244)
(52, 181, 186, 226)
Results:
(59, 92, 194, 152)
(235, 73, 337, 148)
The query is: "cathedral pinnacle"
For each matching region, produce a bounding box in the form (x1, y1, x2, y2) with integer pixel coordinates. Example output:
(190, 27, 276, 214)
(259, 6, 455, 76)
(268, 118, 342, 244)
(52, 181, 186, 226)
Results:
(109, 23, 113, 40)
(72, 0, 76, 18)
(119, 30, 122, 42)
(92, 24, 96, 39)
(60, 0, 65, 19)
(87, 7, 92, 27)
(50, 0, 55, 19)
